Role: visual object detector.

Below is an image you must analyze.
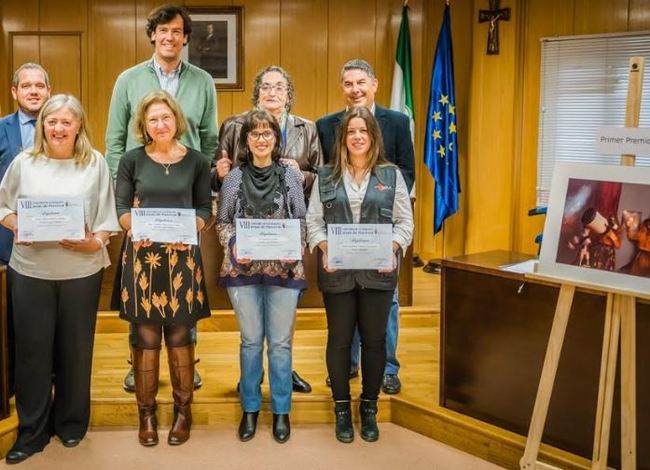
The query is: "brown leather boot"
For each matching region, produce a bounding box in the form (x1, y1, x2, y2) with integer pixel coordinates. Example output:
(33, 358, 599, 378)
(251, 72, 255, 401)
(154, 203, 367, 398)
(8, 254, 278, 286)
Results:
(132, 347, 160, 446)
(167, 345, 194, 445)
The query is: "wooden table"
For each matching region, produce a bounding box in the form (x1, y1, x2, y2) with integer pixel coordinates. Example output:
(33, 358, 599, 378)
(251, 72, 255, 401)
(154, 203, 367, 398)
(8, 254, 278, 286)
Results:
(440, 251, 650, 469)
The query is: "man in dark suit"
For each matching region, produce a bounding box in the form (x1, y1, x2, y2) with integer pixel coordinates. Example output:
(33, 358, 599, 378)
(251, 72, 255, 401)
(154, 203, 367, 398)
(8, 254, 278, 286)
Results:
(316, 59, 415, 395)
(0, 62, 51, 398)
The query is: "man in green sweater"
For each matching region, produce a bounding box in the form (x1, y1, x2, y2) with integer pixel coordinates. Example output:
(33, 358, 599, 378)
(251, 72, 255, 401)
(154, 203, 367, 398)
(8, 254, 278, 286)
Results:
(105, 4, 219, 392)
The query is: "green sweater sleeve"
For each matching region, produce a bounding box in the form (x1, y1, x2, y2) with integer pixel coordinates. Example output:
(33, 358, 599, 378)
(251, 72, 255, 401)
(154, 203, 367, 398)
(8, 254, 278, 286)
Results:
(105, 74, 130, 179)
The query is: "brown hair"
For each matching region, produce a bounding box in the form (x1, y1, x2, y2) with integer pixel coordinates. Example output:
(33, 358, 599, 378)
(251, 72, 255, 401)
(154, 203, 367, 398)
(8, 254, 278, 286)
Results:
(133, 90, 187, 145)
(237, 109, 282, 164)
(330, 106, 389, 185)
(146, 4, 192, 43)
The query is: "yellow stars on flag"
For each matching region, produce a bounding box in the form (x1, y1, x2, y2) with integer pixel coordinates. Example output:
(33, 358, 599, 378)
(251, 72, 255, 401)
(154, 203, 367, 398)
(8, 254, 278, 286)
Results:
(438, 94, 449, 106)
(432, 129, 442, 140)
(432, 111, 442, 121)
(449, 142, 454, 151)
(449, 105, 455, 115)
(437, 145, 446, 158)
(449, 122, 457, 134)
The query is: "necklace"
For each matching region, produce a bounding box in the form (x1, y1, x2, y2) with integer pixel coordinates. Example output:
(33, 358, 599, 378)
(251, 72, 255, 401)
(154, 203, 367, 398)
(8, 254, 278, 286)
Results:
(160, 162, 172, 175)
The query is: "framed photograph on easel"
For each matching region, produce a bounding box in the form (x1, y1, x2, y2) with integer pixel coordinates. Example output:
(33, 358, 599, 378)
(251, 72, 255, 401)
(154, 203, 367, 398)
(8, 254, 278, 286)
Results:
(539, 162, 650, 297)
(182, 6, 243, 90)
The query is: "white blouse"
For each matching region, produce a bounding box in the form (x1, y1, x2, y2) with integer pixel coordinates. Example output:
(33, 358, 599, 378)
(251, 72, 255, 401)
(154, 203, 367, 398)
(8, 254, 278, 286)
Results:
(306, 167, 414, 252)
(0, 151, 121, 280)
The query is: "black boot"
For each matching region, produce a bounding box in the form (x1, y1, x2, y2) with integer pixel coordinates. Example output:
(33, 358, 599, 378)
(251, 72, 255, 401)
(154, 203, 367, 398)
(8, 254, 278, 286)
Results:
(238, 411, 259, 441)
(359, 399, 379, 442)
(272, 414, 291, 443)
(334, 401, 354, 443)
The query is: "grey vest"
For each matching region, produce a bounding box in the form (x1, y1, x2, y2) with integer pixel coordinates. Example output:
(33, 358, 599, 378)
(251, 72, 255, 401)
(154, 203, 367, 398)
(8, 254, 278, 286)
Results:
(316, 165, 400, 293)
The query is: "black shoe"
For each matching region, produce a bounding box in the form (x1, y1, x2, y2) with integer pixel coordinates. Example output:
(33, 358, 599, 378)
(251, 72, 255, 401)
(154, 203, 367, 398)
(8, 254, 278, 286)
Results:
(326, 366, 360, 387)
(334, 401, 354, 443)
(359, 399, 379, 442)
(236, 371, 265, 393)
(272, 413, 290, 443)
(381, 374, 401, 395)
(238, 411, 259, 442)
(6, 450, 32, 464)
(291, 370, 311, 393)
(61, 437, 82, 448)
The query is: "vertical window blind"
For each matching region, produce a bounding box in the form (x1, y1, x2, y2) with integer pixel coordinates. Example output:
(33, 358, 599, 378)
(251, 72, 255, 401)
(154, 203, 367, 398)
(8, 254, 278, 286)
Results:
(537, 32, 650, 206)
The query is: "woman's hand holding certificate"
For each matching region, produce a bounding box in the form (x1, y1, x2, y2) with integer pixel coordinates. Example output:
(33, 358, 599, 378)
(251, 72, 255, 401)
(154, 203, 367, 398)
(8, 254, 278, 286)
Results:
(130, 208, 198, 245)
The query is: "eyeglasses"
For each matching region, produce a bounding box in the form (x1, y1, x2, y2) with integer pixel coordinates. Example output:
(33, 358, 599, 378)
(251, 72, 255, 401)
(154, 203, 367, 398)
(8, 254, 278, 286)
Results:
(248, 130, 275, 141)
(259, 83, 287, 94)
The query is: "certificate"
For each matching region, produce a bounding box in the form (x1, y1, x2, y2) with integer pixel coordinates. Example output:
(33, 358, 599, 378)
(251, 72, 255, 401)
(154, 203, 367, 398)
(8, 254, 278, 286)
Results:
(131, 208, 198, 245)
(327, 223, 393, 270)
(17, 197, 85, 242)
(236, 218, 302, 260)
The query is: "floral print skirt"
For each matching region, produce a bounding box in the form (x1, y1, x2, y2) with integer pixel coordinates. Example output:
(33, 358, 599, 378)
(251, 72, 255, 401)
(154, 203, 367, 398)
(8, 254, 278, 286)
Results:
(119, 239, 211, 325)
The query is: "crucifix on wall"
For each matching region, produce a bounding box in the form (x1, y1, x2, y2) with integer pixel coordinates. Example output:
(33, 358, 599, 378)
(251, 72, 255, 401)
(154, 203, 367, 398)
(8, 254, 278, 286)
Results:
(478, 0, 511, 55)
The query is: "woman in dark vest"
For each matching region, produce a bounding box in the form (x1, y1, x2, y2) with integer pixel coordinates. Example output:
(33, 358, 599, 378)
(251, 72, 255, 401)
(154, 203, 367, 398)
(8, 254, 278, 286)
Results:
(306, 106, 413, 443)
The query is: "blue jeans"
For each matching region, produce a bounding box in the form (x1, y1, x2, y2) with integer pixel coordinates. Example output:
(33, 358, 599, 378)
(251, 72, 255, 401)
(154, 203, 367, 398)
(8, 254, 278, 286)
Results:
(228, 284, 300, 414)
(351, 287, 400, 375)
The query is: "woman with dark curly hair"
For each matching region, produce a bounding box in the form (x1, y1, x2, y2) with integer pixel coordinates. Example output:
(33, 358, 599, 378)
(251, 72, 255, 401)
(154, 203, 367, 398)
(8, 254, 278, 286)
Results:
(217, 108, 307, 444)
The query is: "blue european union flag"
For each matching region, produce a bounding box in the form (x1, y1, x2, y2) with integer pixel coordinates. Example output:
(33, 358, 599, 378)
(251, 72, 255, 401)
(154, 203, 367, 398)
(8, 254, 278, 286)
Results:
(424, 4, 460, 234)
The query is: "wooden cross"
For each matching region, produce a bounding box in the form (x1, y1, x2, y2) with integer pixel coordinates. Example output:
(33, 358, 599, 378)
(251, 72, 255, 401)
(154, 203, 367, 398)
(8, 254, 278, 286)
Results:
(478, 0, 511, 55)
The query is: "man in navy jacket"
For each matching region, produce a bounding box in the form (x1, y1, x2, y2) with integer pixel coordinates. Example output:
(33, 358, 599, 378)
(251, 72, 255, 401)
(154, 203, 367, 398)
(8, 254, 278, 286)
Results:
(316, 59, 415, 394)
(0, 63, 50, 399)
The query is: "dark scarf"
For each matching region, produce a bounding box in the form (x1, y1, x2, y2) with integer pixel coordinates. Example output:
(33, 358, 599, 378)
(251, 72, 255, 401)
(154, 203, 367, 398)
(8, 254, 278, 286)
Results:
(240, 160, 286, 217)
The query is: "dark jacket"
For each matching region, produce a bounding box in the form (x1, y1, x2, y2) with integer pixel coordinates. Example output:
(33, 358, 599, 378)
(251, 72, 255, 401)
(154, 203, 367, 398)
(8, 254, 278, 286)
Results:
(215, 112, 323, 196)
(315, 105, 415, 192)
(0, 112, 22, 264)
(316, 165, 399, 294)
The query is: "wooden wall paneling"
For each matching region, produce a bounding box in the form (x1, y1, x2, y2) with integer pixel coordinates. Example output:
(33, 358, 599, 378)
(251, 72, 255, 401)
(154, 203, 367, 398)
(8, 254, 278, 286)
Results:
(1, 0, 40, 113)
(39, 0, 87, 31)
(230, 0, 280, 115)
(326, 0, 376, 113)
(628, 0, 650, 30)
(464, 0, 518, 254)
(9, 34, 41, 114)
(514, 0, 574, 254)
(87, 0, 136, 156)
(10, 35, 40, 75)
(39, 34, 82, 98)
(573, 0, 629, 34)
(374, 0, 399, 109)
(279, 0, 328, 121)
(89, 0, 136, 309)
(135, 1, 164, 63)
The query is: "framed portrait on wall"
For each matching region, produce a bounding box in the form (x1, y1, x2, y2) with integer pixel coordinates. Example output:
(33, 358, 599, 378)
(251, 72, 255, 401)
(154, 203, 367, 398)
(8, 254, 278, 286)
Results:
(539, 162, 650, 297)
(183, 7, 243, 90)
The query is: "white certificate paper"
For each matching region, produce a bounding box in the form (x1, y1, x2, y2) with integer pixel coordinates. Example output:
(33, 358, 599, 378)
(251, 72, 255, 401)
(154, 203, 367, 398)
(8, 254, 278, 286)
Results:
(17, 198, 85, 242)
(131, 208, 198, 245)
(328, 223, 393, 270)
(236, 218, 302, 260)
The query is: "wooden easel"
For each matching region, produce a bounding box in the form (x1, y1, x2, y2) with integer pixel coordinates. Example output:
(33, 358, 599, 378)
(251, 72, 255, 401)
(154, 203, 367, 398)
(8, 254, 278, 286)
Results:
(520, 57, 647, 470)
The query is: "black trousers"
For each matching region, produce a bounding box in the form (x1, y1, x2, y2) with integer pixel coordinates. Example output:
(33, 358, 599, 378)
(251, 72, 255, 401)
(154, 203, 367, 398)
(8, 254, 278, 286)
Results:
(323, 288, 393, 401)
(9, 267, 103, 453)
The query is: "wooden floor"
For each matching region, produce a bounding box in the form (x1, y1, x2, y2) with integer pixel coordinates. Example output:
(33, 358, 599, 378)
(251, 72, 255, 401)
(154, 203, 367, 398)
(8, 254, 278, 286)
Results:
(90, 267, 441, 425)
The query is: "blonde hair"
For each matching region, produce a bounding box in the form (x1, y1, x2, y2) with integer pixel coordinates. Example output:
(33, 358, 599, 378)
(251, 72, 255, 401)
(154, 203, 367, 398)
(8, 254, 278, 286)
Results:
(133, 90, 187, 144)
(30, 94, 94, 165)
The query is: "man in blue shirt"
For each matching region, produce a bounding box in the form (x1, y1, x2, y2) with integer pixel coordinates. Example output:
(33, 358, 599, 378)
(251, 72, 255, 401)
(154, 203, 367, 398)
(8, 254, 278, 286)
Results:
(0, 63, 51, 399)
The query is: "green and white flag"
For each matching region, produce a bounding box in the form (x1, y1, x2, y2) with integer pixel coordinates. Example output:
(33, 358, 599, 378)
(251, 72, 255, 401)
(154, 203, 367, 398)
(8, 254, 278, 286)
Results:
(390, 5, 415, 143)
